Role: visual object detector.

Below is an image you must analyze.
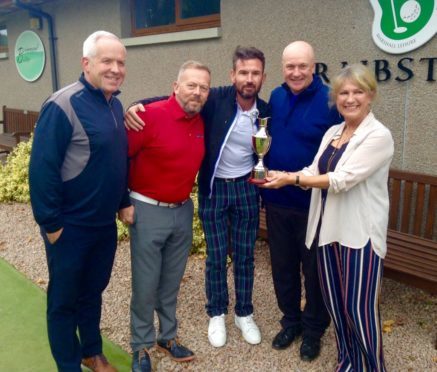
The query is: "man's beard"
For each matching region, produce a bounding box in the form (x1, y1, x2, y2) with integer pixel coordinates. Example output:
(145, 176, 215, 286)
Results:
(237, 83, 259, 99)
(183, 100, 202, 115)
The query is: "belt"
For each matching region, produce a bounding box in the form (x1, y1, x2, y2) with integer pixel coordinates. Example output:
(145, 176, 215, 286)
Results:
(215, 173, 251, 183)
(130, 191, 188, 208)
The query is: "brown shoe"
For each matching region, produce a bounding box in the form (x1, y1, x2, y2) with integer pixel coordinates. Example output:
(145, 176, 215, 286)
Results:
(81, 354, 118, 372)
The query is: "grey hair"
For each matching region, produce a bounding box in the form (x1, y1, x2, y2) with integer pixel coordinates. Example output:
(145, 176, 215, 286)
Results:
(83, 31, 124, 58)
(177, 60, 211, 81)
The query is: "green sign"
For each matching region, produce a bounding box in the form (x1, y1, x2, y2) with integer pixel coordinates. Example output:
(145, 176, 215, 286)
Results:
(370, 0, 437, 54)
(15, 30, 45, 82)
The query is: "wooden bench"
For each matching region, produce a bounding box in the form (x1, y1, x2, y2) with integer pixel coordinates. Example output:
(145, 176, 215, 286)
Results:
(384, 169, 437, 293)
(0, 106, 39, 153)
(258, 169, 437, 294)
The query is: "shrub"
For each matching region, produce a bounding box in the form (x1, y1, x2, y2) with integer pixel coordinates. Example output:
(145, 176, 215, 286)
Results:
(191, 183, 206, 255)
(0, 139, 32, 203)
(116, 219, 130, 241)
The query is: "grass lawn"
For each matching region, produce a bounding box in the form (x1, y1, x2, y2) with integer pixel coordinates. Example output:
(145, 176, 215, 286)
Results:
(0, 258, 131, 372)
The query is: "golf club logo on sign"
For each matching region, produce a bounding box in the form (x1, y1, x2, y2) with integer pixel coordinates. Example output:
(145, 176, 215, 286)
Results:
(370, 0, 437, 54)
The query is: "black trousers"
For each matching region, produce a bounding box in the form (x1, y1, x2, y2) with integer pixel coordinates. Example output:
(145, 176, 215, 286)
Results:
(265, 203, 330, 339)
(42, 223, 117, 372)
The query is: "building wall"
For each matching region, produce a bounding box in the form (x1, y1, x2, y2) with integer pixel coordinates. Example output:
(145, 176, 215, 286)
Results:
(0, 0, 435, 174)
(0, 0, 122, 112)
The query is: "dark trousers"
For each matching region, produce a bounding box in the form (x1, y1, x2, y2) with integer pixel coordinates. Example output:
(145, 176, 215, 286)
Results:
(42, 223, 117, 372)
(265, 203, 329, 339)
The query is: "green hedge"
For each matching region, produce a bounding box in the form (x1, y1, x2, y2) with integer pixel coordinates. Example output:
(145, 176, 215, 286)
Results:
(0, 138, 206, 255)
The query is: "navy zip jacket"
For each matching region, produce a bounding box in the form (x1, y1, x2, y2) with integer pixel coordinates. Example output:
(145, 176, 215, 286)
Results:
(29, 74, 130, 233)
(262, 75, 342, 211)
(138, 86, 270, 198)
(198, 85, 270, 197)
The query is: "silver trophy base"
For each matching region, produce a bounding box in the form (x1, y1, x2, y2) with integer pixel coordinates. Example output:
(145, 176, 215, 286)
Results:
(249, 168, 268, 184)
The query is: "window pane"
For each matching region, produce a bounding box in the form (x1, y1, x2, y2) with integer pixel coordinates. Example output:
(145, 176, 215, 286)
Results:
(134, 0, 175, 28)
(180, 0, 220, 19)
(130, 0, 221, 36)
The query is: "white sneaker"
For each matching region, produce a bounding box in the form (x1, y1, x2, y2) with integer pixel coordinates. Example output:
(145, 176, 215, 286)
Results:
(208, 314, 226, 347)
(235, 314, 261, 345)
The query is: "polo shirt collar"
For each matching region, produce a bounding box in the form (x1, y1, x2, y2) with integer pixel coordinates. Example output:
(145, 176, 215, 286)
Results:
(168, 93, 200, 121)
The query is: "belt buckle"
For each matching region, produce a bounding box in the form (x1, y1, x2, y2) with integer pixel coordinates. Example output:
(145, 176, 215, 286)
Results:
(168, 203, 179, 208)
(224, 178, 234, 183)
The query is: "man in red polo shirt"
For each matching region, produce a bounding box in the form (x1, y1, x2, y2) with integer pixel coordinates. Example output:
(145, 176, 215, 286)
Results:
(126, 61, 211, 372)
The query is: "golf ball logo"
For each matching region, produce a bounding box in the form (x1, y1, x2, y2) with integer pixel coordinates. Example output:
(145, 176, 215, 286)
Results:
(400, 0, 421, 23)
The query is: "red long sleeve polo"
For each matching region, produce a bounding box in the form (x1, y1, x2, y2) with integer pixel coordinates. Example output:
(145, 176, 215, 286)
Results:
(127, 95, 205, 203)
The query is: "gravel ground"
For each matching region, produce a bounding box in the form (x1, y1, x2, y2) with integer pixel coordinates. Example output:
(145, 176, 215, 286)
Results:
(0, 203, 436, 371)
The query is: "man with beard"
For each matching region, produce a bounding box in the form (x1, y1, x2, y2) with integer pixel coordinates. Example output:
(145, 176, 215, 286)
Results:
(127, 60, 211, 372)
(125, 46, 270, 348)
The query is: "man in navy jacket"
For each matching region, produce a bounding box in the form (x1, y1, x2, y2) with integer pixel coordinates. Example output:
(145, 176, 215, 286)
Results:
(262, 41, 342, 361)
(29, 31, 133, 372)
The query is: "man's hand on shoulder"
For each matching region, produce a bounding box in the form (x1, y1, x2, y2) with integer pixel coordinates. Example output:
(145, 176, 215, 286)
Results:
(124, 104, 146, 132)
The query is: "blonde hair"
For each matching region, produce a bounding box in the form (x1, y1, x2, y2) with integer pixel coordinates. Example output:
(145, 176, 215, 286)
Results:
(177, 60, 211, 81)
(330, 64, 377, 104)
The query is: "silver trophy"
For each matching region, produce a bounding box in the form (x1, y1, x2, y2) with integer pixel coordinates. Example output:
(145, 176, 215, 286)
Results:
(249, 115, 271, 184)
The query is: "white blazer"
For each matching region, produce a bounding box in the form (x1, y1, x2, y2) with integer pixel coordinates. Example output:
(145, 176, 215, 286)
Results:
(303, 112, 394, 258)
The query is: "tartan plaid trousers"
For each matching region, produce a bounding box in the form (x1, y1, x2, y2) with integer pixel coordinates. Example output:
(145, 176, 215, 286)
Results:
(199, 177, 259, 317)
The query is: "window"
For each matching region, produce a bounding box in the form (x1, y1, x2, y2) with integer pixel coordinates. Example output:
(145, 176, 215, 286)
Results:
(0, 26, 8, 58)
(131, 0, 220, 36)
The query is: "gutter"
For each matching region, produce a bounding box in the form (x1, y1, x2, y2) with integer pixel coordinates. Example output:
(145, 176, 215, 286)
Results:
(14, 0, 59, 92)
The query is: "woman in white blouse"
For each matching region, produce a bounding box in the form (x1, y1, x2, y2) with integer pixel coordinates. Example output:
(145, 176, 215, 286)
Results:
(261, 64, 393, 371)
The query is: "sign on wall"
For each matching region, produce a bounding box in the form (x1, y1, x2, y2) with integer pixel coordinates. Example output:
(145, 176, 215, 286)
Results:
(14, 30, 45, 82)
(370, 0, 437, 54)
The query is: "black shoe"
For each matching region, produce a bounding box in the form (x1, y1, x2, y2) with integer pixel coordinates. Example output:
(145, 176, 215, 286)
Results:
(156, 338, 195, 362)
(300, 336, 321, 361)
(272, 326, 302, 350)
(132, 348, 151, 372)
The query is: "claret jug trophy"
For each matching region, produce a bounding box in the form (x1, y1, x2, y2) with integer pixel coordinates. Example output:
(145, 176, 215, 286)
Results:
(249, 114, 271, 184)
